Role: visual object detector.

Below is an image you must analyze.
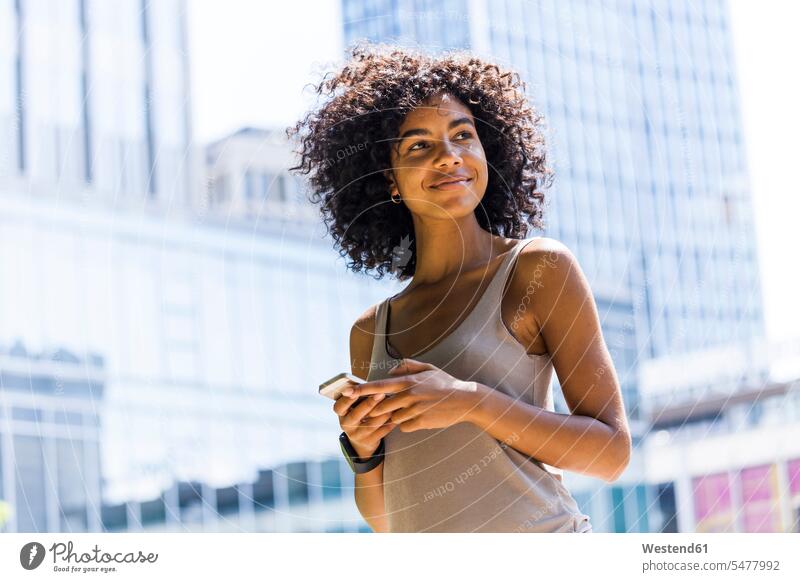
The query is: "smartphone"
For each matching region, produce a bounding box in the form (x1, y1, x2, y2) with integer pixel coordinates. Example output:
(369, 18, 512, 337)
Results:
(318, 372, 366, 400)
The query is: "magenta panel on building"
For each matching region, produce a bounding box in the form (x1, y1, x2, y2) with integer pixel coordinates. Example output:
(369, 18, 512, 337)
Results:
(739, 464, 781, 532)
(693, 472, 734, 532)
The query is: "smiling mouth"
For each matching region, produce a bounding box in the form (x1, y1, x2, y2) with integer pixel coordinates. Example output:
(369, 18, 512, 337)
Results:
(430, 177, 473, 190)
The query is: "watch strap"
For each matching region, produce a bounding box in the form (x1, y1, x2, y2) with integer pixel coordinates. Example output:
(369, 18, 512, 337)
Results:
(339, 432, 385, 474)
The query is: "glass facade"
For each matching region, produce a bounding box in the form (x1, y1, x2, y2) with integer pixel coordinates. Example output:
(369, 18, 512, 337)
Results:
(1, 1, 381, 532)
(0, 189, 391, 532)
(342, 0, 471, 51)
(0, 345, 104, 533)
(0, 0, 191, 203)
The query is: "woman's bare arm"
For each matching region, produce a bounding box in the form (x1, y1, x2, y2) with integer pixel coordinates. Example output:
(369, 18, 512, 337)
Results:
(348, 306, 390, 532)
(468, 238, 632, 482)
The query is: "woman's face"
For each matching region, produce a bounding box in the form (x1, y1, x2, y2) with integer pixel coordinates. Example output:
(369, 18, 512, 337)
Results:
(388, 92, 489, 221)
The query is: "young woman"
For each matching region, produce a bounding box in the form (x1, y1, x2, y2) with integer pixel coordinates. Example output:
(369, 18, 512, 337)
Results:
(289, 43, 631, 533)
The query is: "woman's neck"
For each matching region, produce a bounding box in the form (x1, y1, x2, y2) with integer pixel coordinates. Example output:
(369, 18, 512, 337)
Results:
(407, 214, 500, 286)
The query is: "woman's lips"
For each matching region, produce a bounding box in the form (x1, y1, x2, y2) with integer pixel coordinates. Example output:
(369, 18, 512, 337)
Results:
(429, 177, 473, 190)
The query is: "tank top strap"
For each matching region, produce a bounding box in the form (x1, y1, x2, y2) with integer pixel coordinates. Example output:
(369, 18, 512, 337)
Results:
(480, 236, 540, 310)
(370, 297, 391, 363)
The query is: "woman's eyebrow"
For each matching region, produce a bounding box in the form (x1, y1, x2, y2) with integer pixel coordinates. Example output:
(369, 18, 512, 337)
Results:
(398, 116, 475, 141)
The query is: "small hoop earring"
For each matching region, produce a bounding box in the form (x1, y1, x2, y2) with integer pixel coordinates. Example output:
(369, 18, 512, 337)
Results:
(391, 191, 402, 204)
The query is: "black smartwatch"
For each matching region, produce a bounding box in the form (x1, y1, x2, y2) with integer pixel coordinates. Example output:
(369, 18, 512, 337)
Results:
(339, 432, 385, 474)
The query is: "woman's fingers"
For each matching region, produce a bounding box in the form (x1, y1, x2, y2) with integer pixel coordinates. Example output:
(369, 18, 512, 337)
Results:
(370, 422, 397, 439)
(333, 391, 379, 416)
(340, 394, 385, 429)
(332, 394, 358, 416)
(390, 402, 424, 424)
(358, 419, 397, 440)
(343, 378, 410, 399)
(360, 411, 392, 428)
(353, 393, 385, 418)
(334, 390, 398, 445)
(367, 393, 411, 417)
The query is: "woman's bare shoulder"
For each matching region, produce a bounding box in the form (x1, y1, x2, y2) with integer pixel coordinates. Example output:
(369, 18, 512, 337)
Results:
(515, 236, 576, 273)
(512, 236, 593, 326)
(500, 236, 579, 355)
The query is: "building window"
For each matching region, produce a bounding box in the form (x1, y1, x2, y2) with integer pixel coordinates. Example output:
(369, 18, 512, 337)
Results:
(57, 438, 88, 532)
(253, 470, 275, 510)
(14, 435, 47, 532)
(178, 481, 204, 524)
(140, 497, 166, 526)
(320, 459, 343, 501)
(611, 485, 627, 532)
(12, 407, 42, 422)
(215, 486, 240, 516)
(286, 462, 309, 506)
(101, 503, 128, 532)
(244, 170, 256, 200)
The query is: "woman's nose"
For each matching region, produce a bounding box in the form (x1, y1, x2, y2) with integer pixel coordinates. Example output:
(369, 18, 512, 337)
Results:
(433, 140, 463, 167)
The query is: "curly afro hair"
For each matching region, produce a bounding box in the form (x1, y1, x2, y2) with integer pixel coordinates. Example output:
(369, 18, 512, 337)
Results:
(287, 42, 553, 280)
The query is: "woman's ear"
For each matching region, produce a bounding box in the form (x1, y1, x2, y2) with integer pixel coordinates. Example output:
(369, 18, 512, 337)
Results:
(384, 169, 397, 192)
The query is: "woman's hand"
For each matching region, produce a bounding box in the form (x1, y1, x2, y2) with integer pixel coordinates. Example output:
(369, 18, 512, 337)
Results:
(342, 359, 479, 432)
(333, 386, 396, 459)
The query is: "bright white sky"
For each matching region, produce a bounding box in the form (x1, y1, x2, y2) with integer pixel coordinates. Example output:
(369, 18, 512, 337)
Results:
(189, 0, 799, 344)
(188, 1, 343, 142)
(728, 0, 800, 344)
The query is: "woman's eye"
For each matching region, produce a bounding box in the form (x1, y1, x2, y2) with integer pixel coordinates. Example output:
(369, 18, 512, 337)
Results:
(407, 132, 471, 152)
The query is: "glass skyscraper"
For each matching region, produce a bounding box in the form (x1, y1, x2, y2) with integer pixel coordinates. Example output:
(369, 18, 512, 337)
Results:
(0, 0, 191, 204)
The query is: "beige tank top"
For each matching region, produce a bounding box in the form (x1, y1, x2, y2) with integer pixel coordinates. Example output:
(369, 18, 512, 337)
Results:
(367, 237, 592, 532)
